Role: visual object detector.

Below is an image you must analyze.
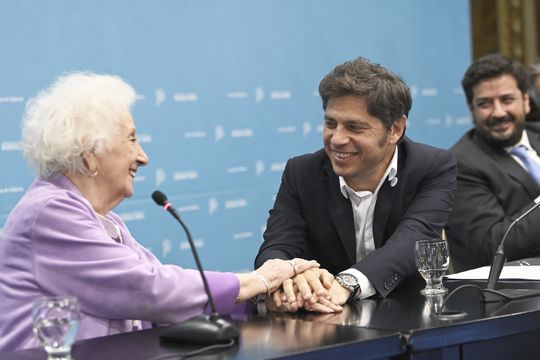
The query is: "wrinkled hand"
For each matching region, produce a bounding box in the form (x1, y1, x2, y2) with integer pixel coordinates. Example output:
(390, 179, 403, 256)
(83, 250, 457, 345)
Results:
(255, 258, 320, 293)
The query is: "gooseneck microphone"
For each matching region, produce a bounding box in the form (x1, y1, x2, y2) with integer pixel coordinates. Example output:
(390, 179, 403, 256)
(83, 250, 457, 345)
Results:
(482, 200, 540, 302)
(486, 200, 540, 289)
(152, 190, 239, 344)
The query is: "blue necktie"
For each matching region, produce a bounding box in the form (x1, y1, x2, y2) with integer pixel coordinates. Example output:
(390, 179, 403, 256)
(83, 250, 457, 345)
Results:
(510, 145, 540, 185)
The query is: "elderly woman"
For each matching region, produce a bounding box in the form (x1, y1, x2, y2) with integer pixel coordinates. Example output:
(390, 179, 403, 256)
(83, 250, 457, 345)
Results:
(0, 72, 318, 352)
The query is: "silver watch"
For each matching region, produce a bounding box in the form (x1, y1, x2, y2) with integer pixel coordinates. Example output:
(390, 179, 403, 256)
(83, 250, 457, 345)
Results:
(335, 273, 360, 301)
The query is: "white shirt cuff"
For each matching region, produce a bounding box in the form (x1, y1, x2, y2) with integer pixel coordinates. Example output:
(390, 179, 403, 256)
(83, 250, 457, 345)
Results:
(341, 268, 376, 299)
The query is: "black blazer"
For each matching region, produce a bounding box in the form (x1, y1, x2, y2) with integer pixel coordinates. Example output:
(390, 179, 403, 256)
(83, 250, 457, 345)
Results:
(446, 123, 540, 272)
(255, 137, 457, 297)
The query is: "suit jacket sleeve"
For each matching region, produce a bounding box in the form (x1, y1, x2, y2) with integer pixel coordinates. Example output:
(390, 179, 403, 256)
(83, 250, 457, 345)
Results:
(356, 149, 457, 296)
(254, 156, 312, 267)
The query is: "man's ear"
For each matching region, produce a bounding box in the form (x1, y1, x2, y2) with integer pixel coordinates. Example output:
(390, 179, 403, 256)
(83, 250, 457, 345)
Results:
(389, 115, 406, 144)
(524, 91, 531, 115)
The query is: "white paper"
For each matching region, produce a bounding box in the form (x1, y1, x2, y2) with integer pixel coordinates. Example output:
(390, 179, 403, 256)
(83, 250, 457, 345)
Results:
(446, 265, 540, 281)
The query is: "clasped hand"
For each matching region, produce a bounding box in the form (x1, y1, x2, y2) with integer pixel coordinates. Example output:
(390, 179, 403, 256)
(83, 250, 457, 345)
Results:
(267, 266, 349, 313)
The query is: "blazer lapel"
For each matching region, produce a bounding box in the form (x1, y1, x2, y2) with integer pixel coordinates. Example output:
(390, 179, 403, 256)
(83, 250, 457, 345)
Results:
(528, 127, 540, 155)
(372, 182, 394, 248)
(372, 143, 404, 248)
(322, 161, 356, 265)
(474, 132, 540, 198)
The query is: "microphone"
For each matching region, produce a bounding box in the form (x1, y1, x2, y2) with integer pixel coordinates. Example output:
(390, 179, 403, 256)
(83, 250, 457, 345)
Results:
(151, 190, 239, 344)
(483, 200, 540, 302)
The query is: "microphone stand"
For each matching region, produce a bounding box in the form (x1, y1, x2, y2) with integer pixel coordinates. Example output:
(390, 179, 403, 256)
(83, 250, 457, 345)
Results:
(482, 201, 540, 302)
(152, 191, 239, 344)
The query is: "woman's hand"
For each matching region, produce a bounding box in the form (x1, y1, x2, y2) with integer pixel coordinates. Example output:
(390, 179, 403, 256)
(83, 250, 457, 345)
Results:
(256, 258, 320, 293)
(236, 258, 319, 302)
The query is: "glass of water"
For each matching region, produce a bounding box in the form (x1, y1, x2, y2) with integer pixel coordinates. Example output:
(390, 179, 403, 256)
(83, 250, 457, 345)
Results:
(414, 239, 450, 295)
(32, 296, 80, 360)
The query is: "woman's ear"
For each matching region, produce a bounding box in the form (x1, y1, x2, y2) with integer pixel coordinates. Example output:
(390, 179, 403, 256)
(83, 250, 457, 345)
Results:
(82, 150, 98, 177)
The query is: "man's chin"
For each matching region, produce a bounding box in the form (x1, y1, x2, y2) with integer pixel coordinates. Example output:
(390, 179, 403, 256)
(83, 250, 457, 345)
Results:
(486, 133, 521, 148)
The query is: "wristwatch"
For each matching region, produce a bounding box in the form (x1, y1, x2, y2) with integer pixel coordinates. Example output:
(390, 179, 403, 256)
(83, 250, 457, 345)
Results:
(335, 273, 360, 302)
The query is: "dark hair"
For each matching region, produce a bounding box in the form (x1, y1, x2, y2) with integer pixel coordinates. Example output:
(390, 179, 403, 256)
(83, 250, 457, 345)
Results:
(462, 53, 529, 105)
(318, 57, 411, 129)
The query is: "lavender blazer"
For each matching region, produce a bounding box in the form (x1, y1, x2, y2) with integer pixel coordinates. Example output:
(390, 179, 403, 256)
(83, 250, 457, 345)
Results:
(0, 175, 240, 352)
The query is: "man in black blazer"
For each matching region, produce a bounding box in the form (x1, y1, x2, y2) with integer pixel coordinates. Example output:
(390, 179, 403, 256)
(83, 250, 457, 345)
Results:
(446, 54, 540, 272)
(255, 57, 457, 309)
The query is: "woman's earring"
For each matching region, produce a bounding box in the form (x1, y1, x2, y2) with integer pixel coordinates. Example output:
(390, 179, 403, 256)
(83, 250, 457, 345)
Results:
(90, 168, 98, 177)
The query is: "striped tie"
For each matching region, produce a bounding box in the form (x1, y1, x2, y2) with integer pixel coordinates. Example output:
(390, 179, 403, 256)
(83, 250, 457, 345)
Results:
(510, 145, 540, 185)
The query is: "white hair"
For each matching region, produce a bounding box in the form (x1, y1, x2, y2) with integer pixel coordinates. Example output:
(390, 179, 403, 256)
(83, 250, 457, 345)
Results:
(22, 72, 136, 178)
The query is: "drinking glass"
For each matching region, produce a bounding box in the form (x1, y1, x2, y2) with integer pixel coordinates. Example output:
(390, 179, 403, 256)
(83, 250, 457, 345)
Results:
(414, 239, 450, 295)
(32, 296, 80, 360)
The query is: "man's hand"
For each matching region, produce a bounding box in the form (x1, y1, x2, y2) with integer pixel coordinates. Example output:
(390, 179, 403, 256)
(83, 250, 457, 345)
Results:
(281, 268, 334, 304)
(267, 285, 342, 313)
(327, 279, 353, 306)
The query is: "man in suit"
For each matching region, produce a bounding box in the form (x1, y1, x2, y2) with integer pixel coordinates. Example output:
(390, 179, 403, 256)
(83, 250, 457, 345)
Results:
(446, 53, 540, 272)
(255, 57, 457, 309)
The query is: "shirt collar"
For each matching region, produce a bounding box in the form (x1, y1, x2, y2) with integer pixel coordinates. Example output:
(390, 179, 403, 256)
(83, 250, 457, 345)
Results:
(340, 146, 399, 199)
(505, 130, 532, 153)
(97, 213, 123, 243)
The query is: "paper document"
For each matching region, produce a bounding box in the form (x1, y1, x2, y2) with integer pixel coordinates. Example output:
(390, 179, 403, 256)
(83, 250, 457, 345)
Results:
(446, 265, 540, 281)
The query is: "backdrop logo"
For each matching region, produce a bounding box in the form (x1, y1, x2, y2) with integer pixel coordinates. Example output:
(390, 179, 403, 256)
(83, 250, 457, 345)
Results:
(0, 186, 24, 194)
(208, 197, 219, 215)
(421, 87, 438, 96)
(231, 128, 253, 138)
(119, 211, 145, 222)
(138, 134, 152, 143)
(225, 198, 247, 209)
(255, 160, 265, 176)
(270, 90, 291, 100)
(270, 162, 286, 172)
(227, 91, 248, 99)
(233, 231, 253, 240)
(155, 168, 166, 187)
(180, 238, 204, 250)
(185, 131, 207, 138)
(155, 88, 166, 107)
(134, 175, 146, 182)
(162, 238, 172, 257)
(0, 96, 24, 103)
(255, 87, 265, 103)
(177, 204, 200, 212)
(173, 170, 198, 181)
(215, 126, 225, 143)
(303, 122, 312, 136)
(227, 166, 247, 174)
(173, 92, 198, 102)
(1, 141, 23, 151)
(277, 126, 296, 134)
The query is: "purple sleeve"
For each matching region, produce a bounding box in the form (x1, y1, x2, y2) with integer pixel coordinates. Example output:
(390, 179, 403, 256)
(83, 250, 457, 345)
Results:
(31, 196, 240, 324)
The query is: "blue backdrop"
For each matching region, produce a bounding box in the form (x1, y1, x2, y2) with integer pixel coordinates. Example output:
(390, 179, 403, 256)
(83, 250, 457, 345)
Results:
(0, 0, 472, 272)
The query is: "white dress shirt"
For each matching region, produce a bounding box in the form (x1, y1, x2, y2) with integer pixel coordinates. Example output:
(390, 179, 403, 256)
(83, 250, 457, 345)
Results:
(339, 147, 399, 299)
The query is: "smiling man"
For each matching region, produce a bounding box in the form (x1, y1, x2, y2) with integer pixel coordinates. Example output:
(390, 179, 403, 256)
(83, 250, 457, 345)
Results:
(254, 57, 457, 309)
(446, 53, 540, 272)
